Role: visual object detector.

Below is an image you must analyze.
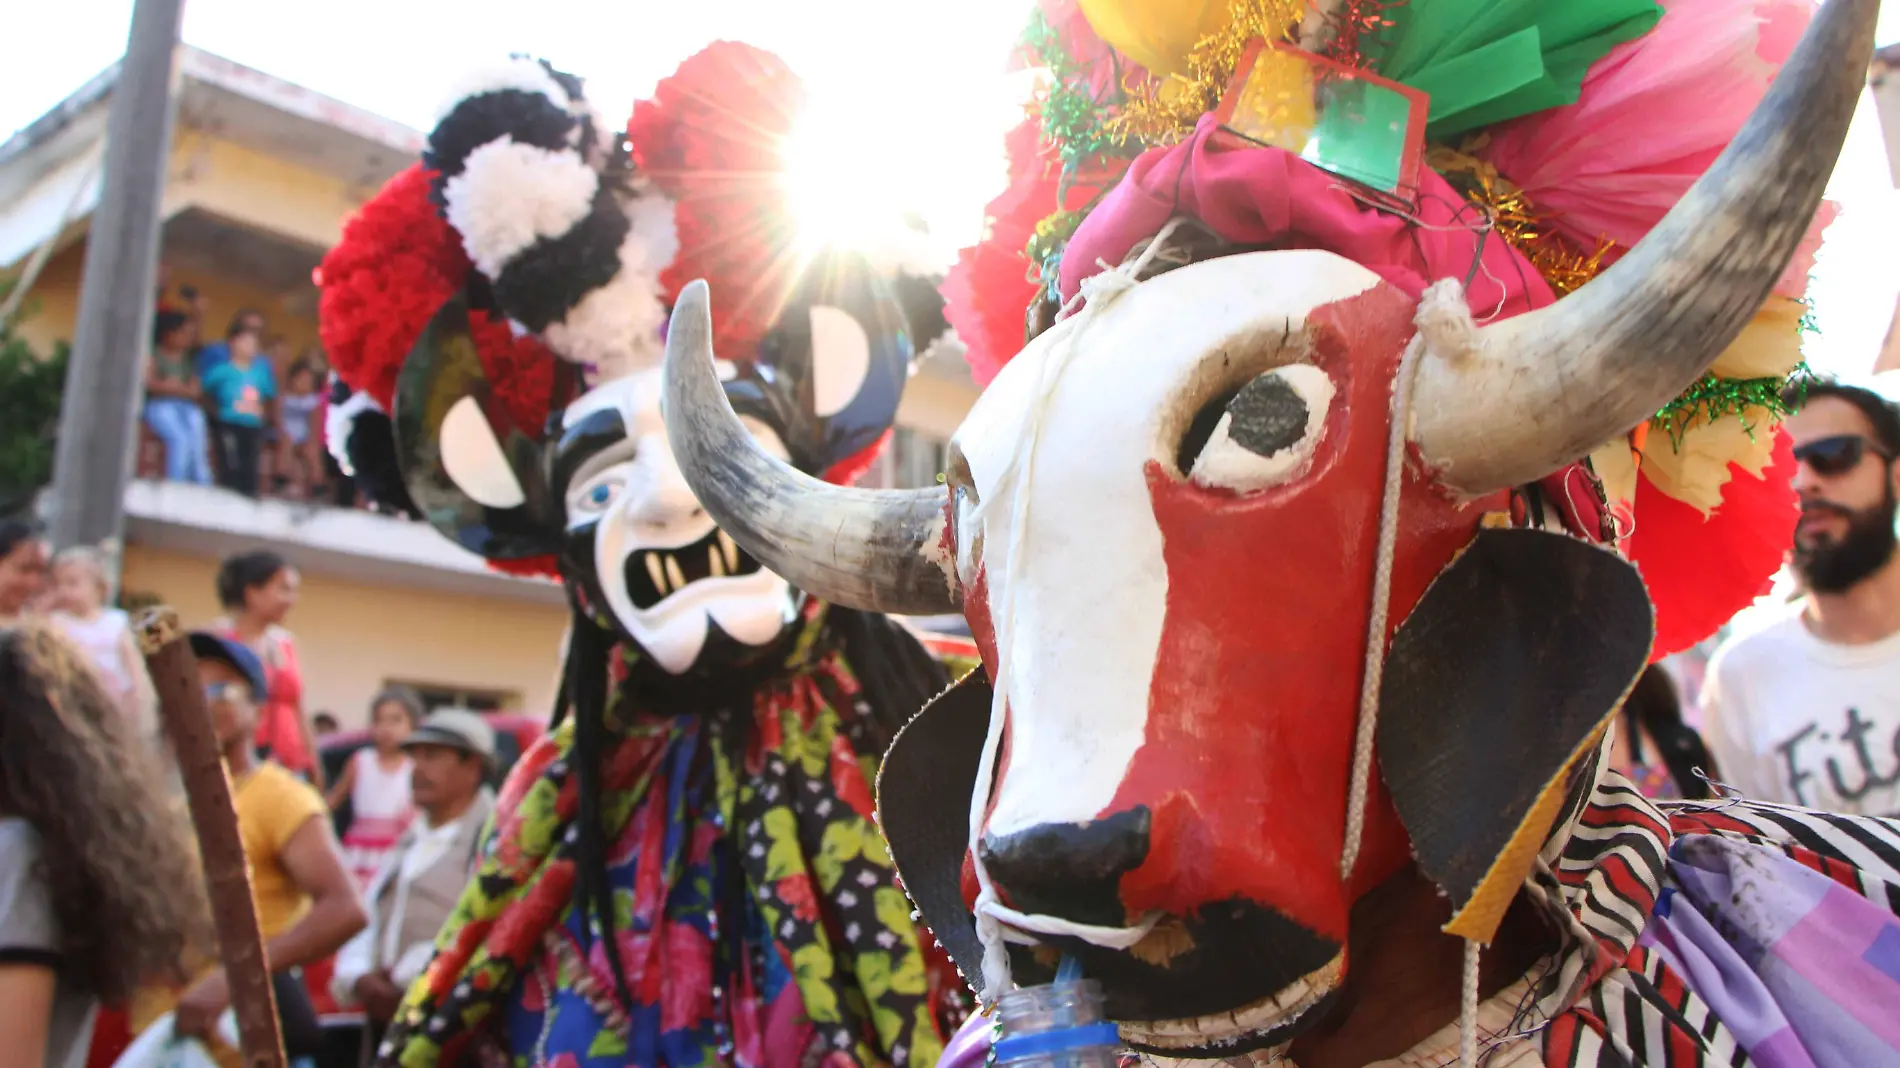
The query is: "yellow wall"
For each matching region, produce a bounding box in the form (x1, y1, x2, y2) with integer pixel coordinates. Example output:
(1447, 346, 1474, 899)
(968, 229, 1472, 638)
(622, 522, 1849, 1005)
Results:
(166, 129, 375, 254)
(13, 241, 320, 358)
(119, 545, 567, 728)
(10, 124, 366, 355)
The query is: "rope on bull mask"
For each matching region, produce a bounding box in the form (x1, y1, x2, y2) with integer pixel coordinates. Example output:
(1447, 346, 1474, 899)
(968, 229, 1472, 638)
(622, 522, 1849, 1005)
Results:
(963, 218, 1193, 999)
(1335, 279, 1486, 1068)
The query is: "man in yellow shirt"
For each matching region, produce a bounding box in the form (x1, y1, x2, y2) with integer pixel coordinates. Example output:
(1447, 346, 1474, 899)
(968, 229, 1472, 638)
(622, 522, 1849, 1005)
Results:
(131, 632, 366, 1064)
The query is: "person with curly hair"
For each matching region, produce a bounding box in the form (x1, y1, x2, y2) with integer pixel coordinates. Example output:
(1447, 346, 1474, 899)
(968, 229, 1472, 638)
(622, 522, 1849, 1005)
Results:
(0, 622, 210, 1068)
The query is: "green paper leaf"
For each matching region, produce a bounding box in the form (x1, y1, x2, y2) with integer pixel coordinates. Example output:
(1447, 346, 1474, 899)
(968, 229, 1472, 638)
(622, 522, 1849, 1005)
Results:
(1374, 0, 1663, 136)
(1403, 29, 1546, 122)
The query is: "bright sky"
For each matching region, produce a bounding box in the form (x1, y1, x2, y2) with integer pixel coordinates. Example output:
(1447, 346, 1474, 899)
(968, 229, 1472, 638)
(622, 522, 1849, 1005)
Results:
(3, 0, 1896, 376)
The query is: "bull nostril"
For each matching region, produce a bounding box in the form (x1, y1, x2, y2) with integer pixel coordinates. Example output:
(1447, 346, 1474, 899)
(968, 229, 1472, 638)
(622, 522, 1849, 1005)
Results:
(978, 807, 1151, 928)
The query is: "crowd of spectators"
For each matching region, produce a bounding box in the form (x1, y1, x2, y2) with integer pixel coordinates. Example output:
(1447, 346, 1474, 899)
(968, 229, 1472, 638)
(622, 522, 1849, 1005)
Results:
(143, 276, 347, 505)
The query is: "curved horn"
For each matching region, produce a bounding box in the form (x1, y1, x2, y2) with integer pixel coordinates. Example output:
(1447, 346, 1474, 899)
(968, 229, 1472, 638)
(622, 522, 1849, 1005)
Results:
(662, 280, 962, 616)
(1411, 0, 1880, 496)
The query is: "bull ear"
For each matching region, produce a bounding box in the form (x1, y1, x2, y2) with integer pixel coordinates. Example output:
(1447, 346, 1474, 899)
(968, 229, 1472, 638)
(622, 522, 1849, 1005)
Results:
(1376, 528, 1652, 944)
(876, 670, 994, 1000)
(393, 293, 562, 560)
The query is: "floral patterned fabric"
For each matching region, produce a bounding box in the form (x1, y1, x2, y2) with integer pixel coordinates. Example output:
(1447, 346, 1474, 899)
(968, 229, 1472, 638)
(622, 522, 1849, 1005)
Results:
(378, 610, 966, 1067)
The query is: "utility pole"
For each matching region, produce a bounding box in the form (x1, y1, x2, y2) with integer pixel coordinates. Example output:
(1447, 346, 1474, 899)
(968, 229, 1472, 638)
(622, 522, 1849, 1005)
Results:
(46, 0, 187, 581)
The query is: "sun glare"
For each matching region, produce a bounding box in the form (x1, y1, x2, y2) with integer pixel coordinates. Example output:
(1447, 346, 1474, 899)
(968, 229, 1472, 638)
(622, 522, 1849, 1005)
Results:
(784, 97, 915, 257)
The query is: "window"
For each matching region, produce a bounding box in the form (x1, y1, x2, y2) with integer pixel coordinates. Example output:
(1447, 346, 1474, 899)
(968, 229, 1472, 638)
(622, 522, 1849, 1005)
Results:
(387, 680, 519, 714)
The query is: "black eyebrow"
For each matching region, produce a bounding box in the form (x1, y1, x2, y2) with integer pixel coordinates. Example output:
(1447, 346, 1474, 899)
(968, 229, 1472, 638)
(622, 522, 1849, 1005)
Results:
(552, 407, 628, 492)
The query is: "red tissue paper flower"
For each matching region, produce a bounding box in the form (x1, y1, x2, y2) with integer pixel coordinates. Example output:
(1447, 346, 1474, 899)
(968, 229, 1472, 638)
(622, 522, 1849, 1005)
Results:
(629, 40, 806, 365)
(1627, 430, 1798, 661)
(941, 115, 1114, 386)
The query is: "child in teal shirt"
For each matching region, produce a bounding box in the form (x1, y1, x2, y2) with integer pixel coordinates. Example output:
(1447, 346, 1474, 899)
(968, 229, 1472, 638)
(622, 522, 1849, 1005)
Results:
(202, 327, 275, 497)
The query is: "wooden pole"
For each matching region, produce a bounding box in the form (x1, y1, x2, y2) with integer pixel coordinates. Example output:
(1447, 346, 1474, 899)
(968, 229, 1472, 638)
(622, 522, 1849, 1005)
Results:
(136, 606, 286, 1068)
(46, 0, 186, 570)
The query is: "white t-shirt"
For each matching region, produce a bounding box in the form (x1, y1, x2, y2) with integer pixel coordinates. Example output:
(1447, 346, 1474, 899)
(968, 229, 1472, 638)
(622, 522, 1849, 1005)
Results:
(1702, 602, 1900, 816)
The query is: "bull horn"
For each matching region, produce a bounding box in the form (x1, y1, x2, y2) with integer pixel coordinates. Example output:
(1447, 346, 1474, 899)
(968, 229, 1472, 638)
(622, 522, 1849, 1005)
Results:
(661, 280, 962, 616)
(1411, 0, 1879, 496)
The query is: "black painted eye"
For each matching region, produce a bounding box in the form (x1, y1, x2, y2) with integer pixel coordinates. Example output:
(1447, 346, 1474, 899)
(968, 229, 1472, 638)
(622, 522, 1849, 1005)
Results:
(1179, 365, 1335, 493)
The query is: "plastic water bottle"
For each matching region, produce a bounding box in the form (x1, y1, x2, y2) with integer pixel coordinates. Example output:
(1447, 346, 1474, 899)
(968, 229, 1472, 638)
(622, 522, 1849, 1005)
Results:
(991, 961, 1122, 1068)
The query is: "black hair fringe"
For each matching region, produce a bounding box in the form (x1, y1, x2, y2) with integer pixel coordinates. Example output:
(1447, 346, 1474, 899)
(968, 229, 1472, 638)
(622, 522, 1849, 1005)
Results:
(562, 600, 639, 1017)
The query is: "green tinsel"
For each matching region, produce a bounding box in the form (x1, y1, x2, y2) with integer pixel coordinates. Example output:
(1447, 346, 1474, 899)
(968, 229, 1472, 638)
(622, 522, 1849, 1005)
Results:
(1654, 365, 1810, 450)
(1796, 295, 1820, 336)
(1019, 9, 1133, 174)
(1026, 209, 1085, 301)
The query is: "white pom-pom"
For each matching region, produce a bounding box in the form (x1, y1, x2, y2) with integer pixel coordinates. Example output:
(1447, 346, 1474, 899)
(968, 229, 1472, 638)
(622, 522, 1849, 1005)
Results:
(538, 194, 680, 380)
(625, 190, 680, 275)
(433, 56, 569, 123)
(442, 140, 599, 279)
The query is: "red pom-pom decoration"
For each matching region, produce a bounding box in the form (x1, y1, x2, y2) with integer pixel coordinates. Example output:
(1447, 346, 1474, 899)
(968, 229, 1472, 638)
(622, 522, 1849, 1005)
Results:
(319, 166, 472, 409)
(319, 164, 563, 441)
(629, 40, 805, 365)
(319, 164, 565, 581)
(1627, 430, 1798, 661)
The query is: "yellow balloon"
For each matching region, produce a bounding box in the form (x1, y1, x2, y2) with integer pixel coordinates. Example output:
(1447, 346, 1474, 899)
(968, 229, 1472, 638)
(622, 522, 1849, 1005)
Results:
(1075, 0, 1238, 78)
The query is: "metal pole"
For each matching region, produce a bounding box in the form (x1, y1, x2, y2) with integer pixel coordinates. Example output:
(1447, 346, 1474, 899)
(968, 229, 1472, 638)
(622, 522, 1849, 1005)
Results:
(46, 0, 187, 570)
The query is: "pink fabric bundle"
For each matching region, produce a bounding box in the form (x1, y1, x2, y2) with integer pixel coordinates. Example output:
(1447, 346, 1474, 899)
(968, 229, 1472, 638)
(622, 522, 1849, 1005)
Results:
(1478, 0, 1834, 298)
(1059, 115, 1556, 317)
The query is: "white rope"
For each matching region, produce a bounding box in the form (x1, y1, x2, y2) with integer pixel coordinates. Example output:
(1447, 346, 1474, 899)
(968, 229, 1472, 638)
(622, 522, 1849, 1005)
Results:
(1460, 938, 1481, 1068)
(1339, 337, 1424, 880)
(965, 219, 1191, 998)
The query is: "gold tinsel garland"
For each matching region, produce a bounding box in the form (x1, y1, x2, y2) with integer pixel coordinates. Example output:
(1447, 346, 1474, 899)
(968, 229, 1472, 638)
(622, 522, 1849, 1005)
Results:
(1105, 0, 1307, 147)
(1427, 144, 1613, 297)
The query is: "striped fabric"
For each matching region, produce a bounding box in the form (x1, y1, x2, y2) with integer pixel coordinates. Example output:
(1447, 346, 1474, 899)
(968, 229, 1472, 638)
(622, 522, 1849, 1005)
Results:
(1454, 770, 1900, 1067)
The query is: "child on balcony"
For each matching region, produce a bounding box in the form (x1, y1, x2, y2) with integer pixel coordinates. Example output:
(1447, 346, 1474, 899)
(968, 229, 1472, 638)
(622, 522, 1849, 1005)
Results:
(202, 324, 275, 497)
(273, 359, 328, 500)
(141, 310, 212, 485)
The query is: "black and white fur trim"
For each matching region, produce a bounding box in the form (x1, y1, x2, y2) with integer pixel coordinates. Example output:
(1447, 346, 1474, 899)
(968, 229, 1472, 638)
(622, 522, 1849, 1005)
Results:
(325, 379, 381, 478)
(428, 56, 678, 382)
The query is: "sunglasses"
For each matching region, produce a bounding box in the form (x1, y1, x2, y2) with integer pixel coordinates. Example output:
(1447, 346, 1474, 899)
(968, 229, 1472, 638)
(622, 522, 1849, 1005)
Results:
(205, 681, 250, 703)
(1791, 435, 1894, 477)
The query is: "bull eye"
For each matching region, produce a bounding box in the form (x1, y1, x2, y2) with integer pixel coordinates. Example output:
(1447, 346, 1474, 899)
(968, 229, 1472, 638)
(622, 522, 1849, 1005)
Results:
(1183, 364, 1335, 493)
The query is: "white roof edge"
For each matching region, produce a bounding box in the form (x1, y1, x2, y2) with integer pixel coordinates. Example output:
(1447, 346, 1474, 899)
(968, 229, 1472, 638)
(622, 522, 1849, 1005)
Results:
(178, 47, 422, 155)
(0, 44, 422, 170)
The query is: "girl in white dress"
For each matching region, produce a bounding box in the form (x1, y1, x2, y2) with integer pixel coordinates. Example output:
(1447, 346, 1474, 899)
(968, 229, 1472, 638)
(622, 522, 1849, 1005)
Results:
(324, 688, 419, 891)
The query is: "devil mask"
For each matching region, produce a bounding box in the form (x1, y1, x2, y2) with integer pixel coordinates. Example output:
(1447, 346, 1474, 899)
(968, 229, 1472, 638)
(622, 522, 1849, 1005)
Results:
(400, 256, 922, 677)
(658, 0, 1872, 1056)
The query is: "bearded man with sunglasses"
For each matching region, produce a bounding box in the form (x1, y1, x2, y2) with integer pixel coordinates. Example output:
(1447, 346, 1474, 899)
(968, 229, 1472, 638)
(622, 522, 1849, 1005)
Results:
(1703, 381, 1900, 815)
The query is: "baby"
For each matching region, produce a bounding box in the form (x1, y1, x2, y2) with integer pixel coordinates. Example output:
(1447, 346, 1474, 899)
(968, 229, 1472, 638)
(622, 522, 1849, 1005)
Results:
(48, 547, 158, 739)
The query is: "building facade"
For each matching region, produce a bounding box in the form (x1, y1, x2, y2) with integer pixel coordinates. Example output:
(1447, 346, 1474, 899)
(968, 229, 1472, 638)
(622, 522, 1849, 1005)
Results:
(0, 46, 979, 723)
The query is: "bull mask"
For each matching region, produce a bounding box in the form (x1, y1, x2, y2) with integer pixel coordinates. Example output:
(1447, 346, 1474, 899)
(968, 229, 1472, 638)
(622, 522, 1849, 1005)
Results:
(658, 0, 1875, 1054)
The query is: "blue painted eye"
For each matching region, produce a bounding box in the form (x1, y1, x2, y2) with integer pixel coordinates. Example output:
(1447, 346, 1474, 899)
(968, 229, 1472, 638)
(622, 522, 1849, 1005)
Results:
(586, 484, 613, 507)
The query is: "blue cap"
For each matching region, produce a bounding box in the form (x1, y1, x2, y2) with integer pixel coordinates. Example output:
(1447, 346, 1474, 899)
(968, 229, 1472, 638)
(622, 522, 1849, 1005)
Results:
(187, 632, 268, 700)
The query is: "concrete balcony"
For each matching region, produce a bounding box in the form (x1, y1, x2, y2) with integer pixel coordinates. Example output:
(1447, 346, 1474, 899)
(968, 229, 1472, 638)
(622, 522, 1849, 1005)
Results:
(122, 478, 563, 605)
